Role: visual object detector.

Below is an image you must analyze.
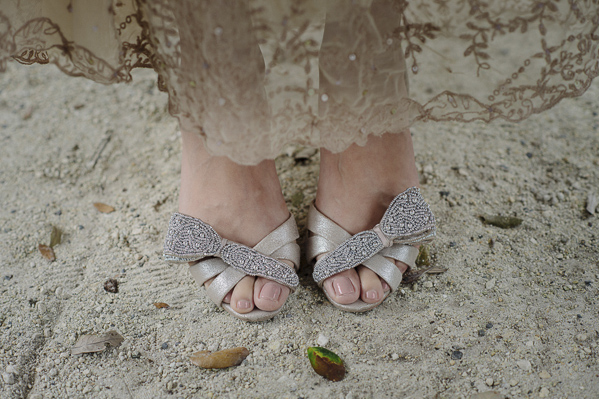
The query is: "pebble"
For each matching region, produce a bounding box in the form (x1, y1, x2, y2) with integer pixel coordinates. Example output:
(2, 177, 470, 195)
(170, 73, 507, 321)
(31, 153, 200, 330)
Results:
(516, 359, 532, 372)
(49, 368, 58, 377)
(1, 372, 15, 384)
(161, 343, 168, 350)
(575, 334, 588, 342)
(423, 281, 433, 288)
(391, 353, 399, 360)
(317, 334, 329, 347)
(509, 379, 519, 387)
(539, 370, 551, 379)
(539, 387, 550, 397)
(451, 350, 463, 360)
(478, 330, 486, 337)
(485, 278, 496, 290)
(486, 322, 493, 329)
(485, 377, 494, 386)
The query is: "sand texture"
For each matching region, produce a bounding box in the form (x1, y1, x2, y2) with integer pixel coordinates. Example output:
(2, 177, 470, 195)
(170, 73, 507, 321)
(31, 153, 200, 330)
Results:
(0, 63, 598, 399)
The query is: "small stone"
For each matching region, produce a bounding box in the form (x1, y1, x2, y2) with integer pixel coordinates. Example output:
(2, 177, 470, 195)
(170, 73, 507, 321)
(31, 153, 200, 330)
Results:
(161, 343, 169, 350)
(516, 359, 532, 371)
(539, 387, 549, 397)
(485, 378, 494, 386)
(317, 334, 329, 347)
(1, 372, 15, 384)
(166, 381, 174, 390)
(49, 368, 58, 377)
(486, 278, 496, 290)
(451, 350, 463, 360)
(509, 379, 519, 387)
(575, 333, 588, 342)
(423, 281, 433, 288)
(486, 322, 494, 329)
(478, 330, 486, 337)
(391, 353, 399, 360)
(539, 370, 551, 379)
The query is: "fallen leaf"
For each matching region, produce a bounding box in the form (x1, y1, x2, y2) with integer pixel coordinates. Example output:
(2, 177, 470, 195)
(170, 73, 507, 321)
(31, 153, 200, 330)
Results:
(586, 192, 598, 215)
(50, 226, 62, 248)
(307, 347, 345, 382)
(190, 347, 249, 369)
(104, 278, 118, 293)
(479, 214, 522, 229)
(71, 330, 124, 355)
(415, 245, 431, 267)
(38, 244, 56, 262)
(401, 266, 433, 284)
(425, 266, 448, 275)
(153, 302, 170, 309)
(93, 203, 115, 214)
(469, 392, 506, 399)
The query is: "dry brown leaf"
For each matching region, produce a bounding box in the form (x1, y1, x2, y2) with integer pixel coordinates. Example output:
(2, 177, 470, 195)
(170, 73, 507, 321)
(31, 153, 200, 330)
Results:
(93, 202, 115, 213)
(38, 244, 56, 262)
(153, 302, 170, 309)
(50, 226, 62, 248)
(71, 330, 124, 355)
(190, 347, 249, 369)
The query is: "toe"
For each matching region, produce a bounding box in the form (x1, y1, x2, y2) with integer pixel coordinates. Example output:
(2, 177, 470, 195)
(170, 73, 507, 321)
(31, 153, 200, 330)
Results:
(230, 276, 255, 314)
(357, 266, 385, 303)
(323, 269, 360, 305)
(254, 278, 290, 312)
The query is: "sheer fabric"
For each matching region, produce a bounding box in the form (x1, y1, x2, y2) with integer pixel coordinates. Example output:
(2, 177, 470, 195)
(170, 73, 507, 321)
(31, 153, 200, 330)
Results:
(1, 0, 598, 164)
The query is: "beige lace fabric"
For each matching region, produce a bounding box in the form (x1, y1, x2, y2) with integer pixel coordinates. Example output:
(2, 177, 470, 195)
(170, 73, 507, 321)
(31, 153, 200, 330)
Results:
(2, 0, 598, 164)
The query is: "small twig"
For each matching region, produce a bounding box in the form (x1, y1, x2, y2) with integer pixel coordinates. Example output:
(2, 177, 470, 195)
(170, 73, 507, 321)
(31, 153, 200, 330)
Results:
(88, 130, 113, 170)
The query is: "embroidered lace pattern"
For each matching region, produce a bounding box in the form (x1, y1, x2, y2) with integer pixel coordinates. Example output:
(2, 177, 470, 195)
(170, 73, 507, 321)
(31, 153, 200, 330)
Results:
(1, 0, 598, 164)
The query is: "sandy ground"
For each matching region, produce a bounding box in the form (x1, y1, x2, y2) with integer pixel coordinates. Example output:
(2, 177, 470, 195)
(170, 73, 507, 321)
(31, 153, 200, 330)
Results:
(0, 62, 598, 399)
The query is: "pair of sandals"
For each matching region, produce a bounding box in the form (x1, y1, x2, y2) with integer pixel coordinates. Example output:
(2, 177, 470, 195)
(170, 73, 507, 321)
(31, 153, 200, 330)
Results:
(163, 187, 436, 322)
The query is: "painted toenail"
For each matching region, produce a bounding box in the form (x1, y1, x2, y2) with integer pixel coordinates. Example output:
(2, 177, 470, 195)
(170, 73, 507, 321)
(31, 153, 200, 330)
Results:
(237, 300, 251, 309)
(366, 290, 378, 300)
(260, 283, 282, 301)
(333, 277, 355, 296)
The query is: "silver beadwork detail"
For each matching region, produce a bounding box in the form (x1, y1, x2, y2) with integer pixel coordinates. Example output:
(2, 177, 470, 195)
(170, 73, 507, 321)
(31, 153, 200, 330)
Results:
(163, 213, 221, 260)
(221, 243, 299, 287)
(313, 186, 436, 283)
(313, 231, 383, 283)
(163, 212, 298, 288)
(380, 187, 436, 241)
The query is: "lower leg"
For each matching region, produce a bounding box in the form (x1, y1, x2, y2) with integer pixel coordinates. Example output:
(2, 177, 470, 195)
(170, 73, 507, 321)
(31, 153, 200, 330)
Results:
(179, 130, 291, 313)
(315, 131, 420, 305)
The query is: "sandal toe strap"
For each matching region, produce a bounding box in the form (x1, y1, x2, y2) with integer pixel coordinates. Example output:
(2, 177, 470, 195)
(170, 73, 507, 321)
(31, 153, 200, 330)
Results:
(165, 213, 300, 289)
(204, 266, 246, 307)
(309, 187, 435, 286)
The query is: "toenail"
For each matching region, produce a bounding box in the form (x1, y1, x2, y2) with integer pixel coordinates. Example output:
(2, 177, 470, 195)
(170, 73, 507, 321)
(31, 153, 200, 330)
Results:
(366, 290, 378, 300)
(237, 300, 251, 309)
(333, 277, 355, 296)
(260, 283, 282, 301)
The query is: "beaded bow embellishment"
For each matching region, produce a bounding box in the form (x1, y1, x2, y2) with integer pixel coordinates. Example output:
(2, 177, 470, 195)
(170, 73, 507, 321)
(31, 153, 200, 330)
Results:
(313, 187, 436, 283)
(164, 213, 299, 289)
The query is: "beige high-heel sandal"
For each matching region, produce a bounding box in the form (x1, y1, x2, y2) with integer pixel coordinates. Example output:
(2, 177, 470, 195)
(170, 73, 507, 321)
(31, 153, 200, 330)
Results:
(164, 213, 300, 322)
(306, 187, 436, 312)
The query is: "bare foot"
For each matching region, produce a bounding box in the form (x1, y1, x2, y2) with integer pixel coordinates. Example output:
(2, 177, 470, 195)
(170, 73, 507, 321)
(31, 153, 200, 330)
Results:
(315, 131, 419, 306)
(179, 130, 293, 314)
